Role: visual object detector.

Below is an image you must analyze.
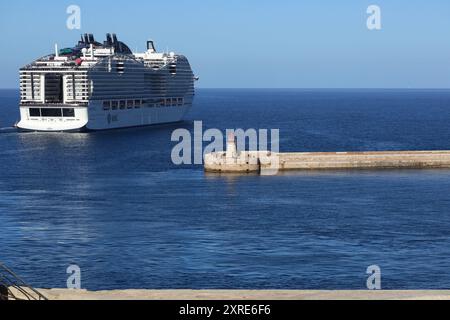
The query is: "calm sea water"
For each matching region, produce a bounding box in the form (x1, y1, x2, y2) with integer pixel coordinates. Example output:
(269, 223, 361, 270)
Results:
(1, 88, 450, 290)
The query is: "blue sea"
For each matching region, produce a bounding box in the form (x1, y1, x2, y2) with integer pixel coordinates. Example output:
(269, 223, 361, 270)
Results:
(1, 88, 450, 290)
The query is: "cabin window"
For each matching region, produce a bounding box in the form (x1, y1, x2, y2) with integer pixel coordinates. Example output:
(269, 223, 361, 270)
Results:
(127, 100, 134, 109)
(103, 101, 111, 110)
(120, 101, 126, 109)
(134, 99, 141, 107)
(29, 108, 41, 117)
(63, 108, 75, 117)
(116, 61, 125, 73)
(169, 64, 176, 75)
(41, 108, 62, 117)
(178, 98, 183, 106)
(111, 101, 118, 110)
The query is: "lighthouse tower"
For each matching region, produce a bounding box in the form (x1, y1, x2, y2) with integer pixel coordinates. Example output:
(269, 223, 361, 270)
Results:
(226, 132, 237, 159)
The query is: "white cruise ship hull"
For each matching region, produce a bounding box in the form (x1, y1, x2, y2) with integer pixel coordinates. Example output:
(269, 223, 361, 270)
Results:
(87, 101, 192, 131)
(17, 102, 192, 132)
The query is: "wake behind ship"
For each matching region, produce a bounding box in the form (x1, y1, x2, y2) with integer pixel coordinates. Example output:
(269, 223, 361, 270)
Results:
(17, 33, 196, 131)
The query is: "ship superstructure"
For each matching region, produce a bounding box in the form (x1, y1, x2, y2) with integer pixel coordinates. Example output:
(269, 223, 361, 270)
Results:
(18, 33, 196, 131)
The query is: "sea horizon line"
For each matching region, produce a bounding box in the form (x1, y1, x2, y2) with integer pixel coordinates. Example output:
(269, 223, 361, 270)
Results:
(1, 87, 450, 91)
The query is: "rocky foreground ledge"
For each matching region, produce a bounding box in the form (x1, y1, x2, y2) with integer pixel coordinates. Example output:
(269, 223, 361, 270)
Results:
(9, 288, 450, 300)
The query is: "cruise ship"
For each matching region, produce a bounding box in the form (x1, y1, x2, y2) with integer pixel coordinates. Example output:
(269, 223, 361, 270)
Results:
(17, 34, 196, 131)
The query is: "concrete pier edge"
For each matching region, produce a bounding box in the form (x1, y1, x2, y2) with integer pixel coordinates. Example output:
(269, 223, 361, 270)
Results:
(9, 288, 450, 300)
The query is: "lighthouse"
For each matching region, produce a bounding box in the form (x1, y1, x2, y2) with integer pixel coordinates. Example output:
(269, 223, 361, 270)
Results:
(226, 132, 237, 159)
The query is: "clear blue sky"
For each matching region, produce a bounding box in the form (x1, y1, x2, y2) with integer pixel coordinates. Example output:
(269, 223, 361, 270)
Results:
(1, 0, 450, 88)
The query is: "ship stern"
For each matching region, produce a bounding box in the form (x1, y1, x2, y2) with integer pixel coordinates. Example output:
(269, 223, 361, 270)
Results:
(17, 105, 89, 132)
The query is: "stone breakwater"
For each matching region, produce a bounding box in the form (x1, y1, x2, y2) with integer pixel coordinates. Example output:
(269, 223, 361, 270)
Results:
(204, 149, 450, 174)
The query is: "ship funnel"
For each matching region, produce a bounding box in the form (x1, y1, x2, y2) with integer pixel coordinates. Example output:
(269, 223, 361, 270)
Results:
(147, 40, 156, 52)
(83, 33, 89, 44)
(106, 33, 112, 45)
(55, 43, 59, 58)
(112, 33, 118, 44)
(88, 34, 95, 43)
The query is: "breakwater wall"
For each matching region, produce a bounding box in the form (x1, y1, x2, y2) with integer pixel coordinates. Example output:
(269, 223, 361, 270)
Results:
(204, 134, 450, 173)
(204, 150, 450, 173)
